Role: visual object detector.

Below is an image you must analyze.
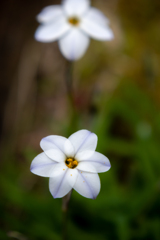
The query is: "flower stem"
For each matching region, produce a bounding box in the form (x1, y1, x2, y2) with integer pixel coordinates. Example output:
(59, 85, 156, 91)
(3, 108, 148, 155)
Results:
(62, 190, 72, 240)
(65, 60, 74, 106)
(65, 60, 78, 134)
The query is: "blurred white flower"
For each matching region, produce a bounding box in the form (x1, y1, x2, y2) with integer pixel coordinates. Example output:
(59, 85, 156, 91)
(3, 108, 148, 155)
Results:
(30, 130, 111, 199)
(35, 0, 114, 60)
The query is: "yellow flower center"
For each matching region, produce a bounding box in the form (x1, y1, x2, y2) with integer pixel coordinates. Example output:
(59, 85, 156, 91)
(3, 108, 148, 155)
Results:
(65, 158, 78, 169)
(68, 17, 80, 26)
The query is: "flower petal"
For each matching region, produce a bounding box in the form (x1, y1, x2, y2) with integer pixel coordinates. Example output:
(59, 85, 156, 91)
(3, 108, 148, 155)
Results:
(75, 150, 94, 161)
(80, 14, 114, 41)
(77, 152, 111, 173)
(64, 139, 75, 157)
(58, 29, 90, 60)
(49, 173, 72, 199)
(50, 161, 67, 177)
(84, 7, 109, 26)
(35, 16, 70, 42)
(44, 149, 66, 162)
(73, 171, 100, 199)
(30, 152, 57, 177)
(66, 168, 78, 188)
(49, 163, 78, 198)
(40, 135, 67, 154)
(37, 5, 63, 23)
(62, 0, 90, 17)
(77, 161, 97, 173)
(68, 130, 97, 156)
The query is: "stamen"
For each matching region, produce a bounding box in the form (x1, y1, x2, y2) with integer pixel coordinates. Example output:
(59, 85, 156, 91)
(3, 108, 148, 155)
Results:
(65, 158, 78, 169)
(68, 17, 80, 26)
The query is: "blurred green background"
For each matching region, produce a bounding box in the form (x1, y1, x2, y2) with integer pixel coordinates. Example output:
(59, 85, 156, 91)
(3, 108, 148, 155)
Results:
(0, 0, 160, 239)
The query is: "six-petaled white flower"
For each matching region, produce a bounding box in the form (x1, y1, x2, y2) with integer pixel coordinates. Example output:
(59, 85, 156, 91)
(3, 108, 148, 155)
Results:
(35, 0, 114, 60)
(30, 130, 111, 199)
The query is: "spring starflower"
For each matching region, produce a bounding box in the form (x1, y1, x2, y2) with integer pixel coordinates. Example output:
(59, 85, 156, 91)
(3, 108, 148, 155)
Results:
(30, 130, 111, 199)
(35, 0, 114, 60)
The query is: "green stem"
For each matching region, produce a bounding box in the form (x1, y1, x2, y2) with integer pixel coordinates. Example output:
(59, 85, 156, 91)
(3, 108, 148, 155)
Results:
(65, 60, 74, 105)
(62, 190, 72, 240)
(65, 60, 78, 134)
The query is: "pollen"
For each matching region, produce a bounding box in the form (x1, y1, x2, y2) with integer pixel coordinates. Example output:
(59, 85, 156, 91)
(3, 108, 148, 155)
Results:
(68, 17, 80, 26)
(65, 158, 78, 169)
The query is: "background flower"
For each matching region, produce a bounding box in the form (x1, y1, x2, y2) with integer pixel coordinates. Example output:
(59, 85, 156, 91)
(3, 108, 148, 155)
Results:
(31, 130, 111, 199)
(35, 0, 114, 60)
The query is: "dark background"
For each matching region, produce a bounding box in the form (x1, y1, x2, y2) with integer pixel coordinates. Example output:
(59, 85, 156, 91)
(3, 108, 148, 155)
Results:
(0, 0, 160, 239)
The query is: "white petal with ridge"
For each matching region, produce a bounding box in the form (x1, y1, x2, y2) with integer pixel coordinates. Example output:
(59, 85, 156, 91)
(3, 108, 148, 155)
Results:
(44, 149, 66, 163)
(49, 167, 78, 198)
(68, 130, 97, 155)
(40, 135, 67, 154)
(30, 152, 57, 177)
(78, 151, 111, 173)
(64, 139, 75, 157)
(73, 171, 101, 199)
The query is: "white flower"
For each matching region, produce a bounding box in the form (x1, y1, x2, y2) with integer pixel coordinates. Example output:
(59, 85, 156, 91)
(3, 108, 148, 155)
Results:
(30, 130, 111, 199)
(35, 0, 114, 61)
